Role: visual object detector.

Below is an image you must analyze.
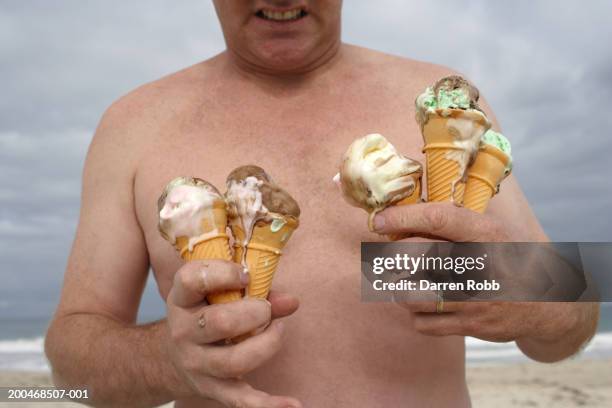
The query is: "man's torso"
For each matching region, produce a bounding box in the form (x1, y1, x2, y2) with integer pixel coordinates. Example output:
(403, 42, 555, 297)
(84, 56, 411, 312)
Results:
(129, 45, 470, 407)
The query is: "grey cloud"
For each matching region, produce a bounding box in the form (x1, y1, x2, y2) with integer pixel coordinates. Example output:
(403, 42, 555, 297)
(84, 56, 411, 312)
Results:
(1, 1, 611, 319)
(0, 1, 224, 132)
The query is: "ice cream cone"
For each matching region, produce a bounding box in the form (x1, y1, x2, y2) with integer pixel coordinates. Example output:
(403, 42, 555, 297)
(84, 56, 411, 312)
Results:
(463, 144, 511, 213)
(422, 111, 490, 204)
(231, 214, 299, 299)
(173, 200, 242, 304)
(387, 179, 422, 241)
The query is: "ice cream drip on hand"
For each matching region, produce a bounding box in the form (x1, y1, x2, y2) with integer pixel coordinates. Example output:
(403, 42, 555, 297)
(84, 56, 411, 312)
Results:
(334, 134, 423, 230)
(416, 75, 492, 201)
(158, 176, 226, 252)
(225, 165, 300, 272)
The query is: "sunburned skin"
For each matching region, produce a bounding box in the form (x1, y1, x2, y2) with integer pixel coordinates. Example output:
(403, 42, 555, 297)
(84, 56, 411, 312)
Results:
(124, 45, 538, 407)
(158, 177, 226, 252)
(49, 5, 551, 403)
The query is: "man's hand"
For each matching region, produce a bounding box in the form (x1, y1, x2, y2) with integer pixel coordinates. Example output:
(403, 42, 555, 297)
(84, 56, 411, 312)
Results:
(372, 201, 540, 243)
(166, 260, 302, 408)
(372, 202, 599, 362)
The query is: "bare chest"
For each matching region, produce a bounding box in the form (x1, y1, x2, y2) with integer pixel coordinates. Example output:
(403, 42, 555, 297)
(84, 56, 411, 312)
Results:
(134, 88, 425, 298)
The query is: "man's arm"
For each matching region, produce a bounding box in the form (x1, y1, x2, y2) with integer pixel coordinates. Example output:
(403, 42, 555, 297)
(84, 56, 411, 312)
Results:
(47, 317, 190, 406)
(481, 98, 600, 362)
(515, 302, 599, 362)
(45, 101, 191, 406)
(375, 201, 600, 362)
(46, 99, 302, 408)
(369, 83, 599, 362)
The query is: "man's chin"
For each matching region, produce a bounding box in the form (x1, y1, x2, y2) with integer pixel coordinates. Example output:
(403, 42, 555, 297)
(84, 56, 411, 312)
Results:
(246, 41, 317, 72)
(252, 48, 323, 74)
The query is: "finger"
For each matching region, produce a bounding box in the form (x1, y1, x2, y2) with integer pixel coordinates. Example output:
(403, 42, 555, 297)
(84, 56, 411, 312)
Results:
(207, 377, 302, 408)
(169, 260, 247, 308)
(267, 291, 300, 319)
(194, 298, 272, 344)
(397, 236, 447, 243)
(204, 320, 286, 379)
(398, 300, 462, 314)
(373, 202, 498, 242)
(412, 313, 465, 336)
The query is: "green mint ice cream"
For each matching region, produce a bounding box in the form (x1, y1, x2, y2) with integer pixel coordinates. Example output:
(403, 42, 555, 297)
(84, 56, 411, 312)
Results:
(415, 75, 484, 127)
(482, 130, 513, 172)
(418, 87, 471, 111)
(437, 88, 471, 109)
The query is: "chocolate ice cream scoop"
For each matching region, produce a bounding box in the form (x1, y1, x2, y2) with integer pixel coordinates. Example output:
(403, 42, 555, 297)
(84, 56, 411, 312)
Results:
(226, 165, 300, 218)
(227, 164, 273, 185)
(415, 75, 487, 129)
(433, 75, 482, 111)
(225, 165, 300, 283)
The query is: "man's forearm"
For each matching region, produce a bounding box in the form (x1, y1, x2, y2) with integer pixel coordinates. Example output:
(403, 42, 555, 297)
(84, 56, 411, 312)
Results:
(516, 302, 599, 363)
(45, 314, 193, 407)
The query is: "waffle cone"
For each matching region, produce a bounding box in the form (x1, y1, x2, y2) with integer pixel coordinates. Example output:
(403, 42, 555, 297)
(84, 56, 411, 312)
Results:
(424, 146, 466, 203)
(232, 215, 299, 299)
(174, 200, 242, 304)
(422, 111, 489, 204)
(463, 144, 511, 214)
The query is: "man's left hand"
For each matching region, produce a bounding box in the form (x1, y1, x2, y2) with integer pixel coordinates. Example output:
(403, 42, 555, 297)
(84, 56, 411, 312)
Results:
(372, 202, 598, 362)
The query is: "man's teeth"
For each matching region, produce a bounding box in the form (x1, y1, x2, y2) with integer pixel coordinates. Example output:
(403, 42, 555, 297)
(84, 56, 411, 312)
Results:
(261, 9, 304, 21)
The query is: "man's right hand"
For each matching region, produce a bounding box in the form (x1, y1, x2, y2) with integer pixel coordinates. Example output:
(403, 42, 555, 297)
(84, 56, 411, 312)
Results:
(166, 260, 301, 408)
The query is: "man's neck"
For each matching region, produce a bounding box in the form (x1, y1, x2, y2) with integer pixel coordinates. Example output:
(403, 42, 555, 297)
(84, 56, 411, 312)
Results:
(222, 40, 344, 92)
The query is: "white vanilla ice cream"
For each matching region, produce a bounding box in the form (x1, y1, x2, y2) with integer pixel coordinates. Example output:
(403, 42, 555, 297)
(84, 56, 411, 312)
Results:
(335, 134, 422, 211)
(158, 177, 224, 251)
(225, 176, 270, 271)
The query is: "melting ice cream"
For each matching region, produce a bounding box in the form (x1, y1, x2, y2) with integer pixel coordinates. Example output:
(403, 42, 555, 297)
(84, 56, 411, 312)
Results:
(417, 75, 492, 198)
(335, 133, 422, 213)
(158, 177, 225, 252)
(225, 165, 300, 273)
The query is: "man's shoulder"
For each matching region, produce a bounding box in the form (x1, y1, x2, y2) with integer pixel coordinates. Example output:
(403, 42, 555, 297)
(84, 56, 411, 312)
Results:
(99, 57, 218, 134)
(343, 44, 460, 87)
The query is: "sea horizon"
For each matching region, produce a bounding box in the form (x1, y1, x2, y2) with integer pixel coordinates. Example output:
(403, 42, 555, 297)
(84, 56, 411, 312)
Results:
(1, 304, 611, 372)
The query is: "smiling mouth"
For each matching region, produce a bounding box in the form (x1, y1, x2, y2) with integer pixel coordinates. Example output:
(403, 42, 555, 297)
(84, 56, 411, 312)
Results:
(255, 8, 308, 22)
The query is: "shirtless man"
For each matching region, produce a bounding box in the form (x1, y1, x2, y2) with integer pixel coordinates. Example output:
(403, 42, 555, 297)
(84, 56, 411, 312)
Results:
(45, 1, 599, 407)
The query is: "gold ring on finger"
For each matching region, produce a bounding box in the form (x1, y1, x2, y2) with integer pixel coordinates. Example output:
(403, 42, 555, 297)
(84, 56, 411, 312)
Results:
(436, 291, 444, 314)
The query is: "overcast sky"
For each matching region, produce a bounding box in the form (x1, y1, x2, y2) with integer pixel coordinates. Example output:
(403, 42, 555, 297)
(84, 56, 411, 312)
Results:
(1, 1, 611, 319)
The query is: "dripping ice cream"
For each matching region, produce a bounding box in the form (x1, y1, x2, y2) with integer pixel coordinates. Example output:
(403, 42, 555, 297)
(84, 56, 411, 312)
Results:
(158, 176, 242, 305)
(225, 165, 300, 299)
(417, 75, 492, 203)
(158, 177, 227, 253)
(334, 133, 423, 230)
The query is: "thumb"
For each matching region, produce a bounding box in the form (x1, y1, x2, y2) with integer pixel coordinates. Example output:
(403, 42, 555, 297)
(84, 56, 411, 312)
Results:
(374, 202, 484, 242)
(267, 291, 300, 319)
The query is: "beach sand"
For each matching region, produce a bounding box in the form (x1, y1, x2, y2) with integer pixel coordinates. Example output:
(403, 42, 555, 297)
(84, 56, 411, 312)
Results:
(0, 359, 610, 407)
(467, 358, 611, 407)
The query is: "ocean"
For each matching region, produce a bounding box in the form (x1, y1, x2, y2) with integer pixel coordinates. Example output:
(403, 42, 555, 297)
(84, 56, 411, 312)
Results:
(1, 305, 611, 371)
